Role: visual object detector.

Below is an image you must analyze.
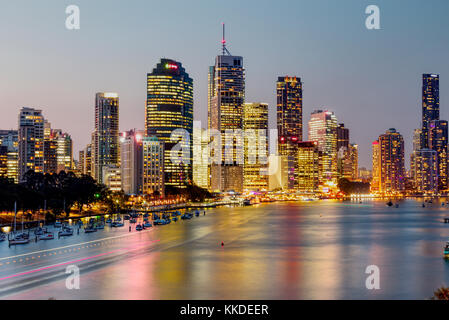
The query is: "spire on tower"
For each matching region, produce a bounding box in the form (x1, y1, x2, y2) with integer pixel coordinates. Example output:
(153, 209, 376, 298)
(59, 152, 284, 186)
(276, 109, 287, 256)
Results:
(221, 23, 231, 55)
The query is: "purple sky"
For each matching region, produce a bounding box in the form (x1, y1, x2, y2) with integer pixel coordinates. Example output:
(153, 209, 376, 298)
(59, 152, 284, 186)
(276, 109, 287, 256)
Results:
(0, 0, 448, 168)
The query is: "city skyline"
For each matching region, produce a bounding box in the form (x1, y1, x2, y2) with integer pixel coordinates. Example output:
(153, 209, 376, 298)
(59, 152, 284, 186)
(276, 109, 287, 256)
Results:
(1, 1, 448, 169)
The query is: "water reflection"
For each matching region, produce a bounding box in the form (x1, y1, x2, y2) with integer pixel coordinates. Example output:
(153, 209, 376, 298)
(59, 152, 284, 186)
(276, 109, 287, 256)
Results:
(6, 199, 449, 300)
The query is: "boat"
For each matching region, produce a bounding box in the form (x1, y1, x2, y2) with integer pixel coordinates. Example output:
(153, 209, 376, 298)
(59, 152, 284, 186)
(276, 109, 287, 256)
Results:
(116, 217, 122, 222)
(38, 232, 54, 240)
(0, 233, 6, 242)
(111, 221, 124, 228)
(243, 199, 251, 206)
(386, 201, 393, 207)
(136, 224, 143, 231)
(130, 219, 137, 224)
(8, 234, 30, 246)
(444, 242, 449, 258)
(154, 219, 169, 225)
(143, 213, 149, 218)
(58, 227, 74, 237)
(84, 225, 97, 233)
(143, 222, 152, 228)
(54, 221, 62, 228)
(106, 218, 112, 224)
(124, 215, 130, 220)
(181, 214, 192, 220)
(96, 223, 105, 230)
(172, 217, 178, 222)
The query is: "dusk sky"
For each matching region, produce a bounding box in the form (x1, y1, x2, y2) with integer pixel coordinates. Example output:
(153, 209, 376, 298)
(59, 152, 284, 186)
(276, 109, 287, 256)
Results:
(0, 0, 448, 168)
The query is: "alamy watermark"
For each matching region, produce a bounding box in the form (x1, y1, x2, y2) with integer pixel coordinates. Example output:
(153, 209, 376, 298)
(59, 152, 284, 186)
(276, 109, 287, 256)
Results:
(65, 264, 80, 290)
(65, 5, 80, 30)
(365, 265, 380, 290)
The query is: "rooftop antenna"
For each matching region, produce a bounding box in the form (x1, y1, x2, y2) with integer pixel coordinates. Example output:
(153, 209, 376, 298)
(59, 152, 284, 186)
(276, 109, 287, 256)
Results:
(221, 23, 231, 55)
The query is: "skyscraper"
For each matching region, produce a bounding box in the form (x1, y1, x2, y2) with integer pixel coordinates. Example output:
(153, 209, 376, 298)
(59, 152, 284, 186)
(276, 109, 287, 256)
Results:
(413, 149, 438, 194)
(142, 136, 164, 196)
(371, 140, 380, 192)
(0, 146, 7, 179)
(43, 121, 57, 174)
(243, 102, 269, 191)
(92, 93, 119, 184)
(146, 59, 193, 188)
(296, 141, 322, 193)
(429, 120, 448, 191)
(277, 76, 303, 190)
(18, 107, 44, 181)
(55, 131, 74, 173)
(337, 123, 349, 152)
(0, 130, 19, 183)
(209, 28, 245, 193)
(82, 144, 92, 177)
(193, 125, 209, 189)
(120, 129, 144, 195)
(421, 74, 439, 148)
(308, 110, 338, 183)
(377, 128, 405, 193)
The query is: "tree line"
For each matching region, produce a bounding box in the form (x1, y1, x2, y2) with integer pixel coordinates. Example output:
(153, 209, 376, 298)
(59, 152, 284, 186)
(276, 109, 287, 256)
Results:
(0, 170, 108, 221)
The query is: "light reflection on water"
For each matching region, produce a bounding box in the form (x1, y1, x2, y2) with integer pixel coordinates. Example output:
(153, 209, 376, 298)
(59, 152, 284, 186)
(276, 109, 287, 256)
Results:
(6, 199, 449, 299)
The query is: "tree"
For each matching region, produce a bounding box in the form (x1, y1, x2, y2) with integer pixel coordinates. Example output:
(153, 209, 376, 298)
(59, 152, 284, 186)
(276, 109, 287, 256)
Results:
(432, 287, 449, 300)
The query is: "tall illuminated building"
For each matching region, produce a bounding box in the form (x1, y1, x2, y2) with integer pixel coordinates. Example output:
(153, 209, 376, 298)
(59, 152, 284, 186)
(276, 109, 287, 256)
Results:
(120, 129, 144, 195)
(82, 144, 92, 177)
(0, 130, 18, 183)
(92, 92, 119, 184)
(371, 141, 380, 192)
(55, 131, 74, 173)
(43, 121, 57, 174)
(209, 26, 245, 192)
(421, 74, 439, 148)
(18, 107, 44, 181)
(410, 128, 422, 182)
(308, 110, 338, 183)
(296, 141, 322, 193)
(413, 149, 438, 194)
(337, 123, 349, 151)
(243, 103, 269, 191)
(0, 146, 7, 178)
(142, 136, 164, 195)
(339, 143, 359, 181)
(146, 59, 193, 188)
(277, 76, 303, 190)
(193, 125, 209, 189)
(429, 120, 448, 191)
(377, 128, 405, 193)
(78, 150, 85, 175)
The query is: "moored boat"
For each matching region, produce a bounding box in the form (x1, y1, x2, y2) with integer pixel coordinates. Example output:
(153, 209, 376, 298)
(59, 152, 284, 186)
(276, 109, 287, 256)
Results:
(58, 227, 74, 237)
(38, 232, 54, 240)
(84, 225, 97, 233)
